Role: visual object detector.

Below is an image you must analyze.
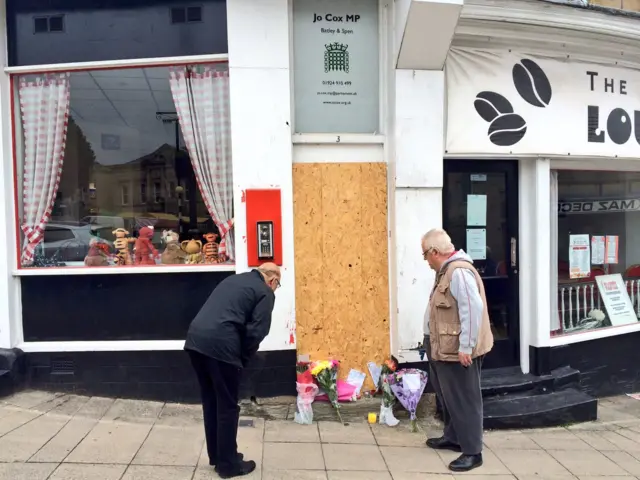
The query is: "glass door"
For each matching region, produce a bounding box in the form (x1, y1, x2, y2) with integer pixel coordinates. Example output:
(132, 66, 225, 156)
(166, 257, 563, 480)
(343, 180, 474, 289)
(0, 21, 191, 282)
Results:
(443, 160, 520, 369)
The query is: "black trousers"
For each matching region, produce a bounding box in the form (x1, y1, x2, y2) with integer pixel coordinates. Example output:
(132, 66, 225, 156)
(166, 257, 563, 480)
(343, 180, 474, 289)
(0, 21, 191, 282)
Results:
(188, 350, 241, 470)
(424, 335, 484, 455)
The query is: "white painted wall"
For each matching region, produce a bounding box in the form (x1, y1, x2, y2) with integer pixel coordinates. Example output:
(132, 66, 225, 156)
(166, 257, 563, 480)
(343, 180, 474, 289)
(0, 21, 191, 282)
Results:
(394, 69, 445, 360)
(227, 0, 296, 352)
(0, 0, 22, 349)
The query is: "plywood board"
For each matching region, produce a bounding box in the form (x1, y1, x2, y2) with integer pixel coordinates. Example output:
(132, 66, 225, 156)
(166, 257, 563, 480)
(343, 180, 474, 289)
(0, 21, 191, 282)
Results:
(293, 162, 390, 391)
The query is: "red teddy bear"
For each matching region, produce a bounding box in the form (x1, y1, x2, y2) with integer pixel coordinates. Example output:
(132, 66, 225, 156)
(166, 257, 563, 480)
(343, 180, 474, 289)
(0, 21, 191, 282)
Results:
(134, 226, 159, 265)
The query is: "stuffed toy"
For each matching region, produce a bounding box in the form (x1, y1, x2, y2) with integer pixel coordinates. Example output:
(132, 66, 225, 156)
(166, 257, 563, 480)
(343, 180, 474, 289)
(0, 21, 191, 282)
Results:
(181, 238, 204, 264)
(161, 229, 187, 265)
(134, 226, 159, 265)
(84, 238, 110, 267)
(112, 228, 134, 265)
(202, 232, 221, 264)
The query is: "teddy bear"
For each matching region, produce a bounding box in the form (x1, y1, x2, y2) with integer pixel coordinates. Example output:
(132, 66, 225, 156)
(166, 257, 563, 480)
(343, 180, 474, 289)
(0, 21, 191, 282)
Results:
(181, 238, 204, 264)
(161, 229, 187, 265)
(112, 228, 135, 265)
(134, 226, 159, 265)
(84, 238, 110, 267)
(202, 232, 221, 264)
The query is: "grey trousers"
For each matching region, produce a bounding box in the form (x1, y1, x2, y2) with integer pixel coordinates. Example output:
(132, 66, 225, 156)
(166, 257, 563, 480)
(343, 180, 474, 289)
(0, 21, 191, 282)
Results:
(424, 335, 484, 455)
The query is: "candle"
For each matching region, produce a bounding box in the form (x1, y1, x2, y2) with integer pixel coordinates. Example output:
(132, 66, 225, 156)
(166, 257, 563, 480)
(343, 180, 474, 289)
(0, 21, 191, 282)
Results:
(368, 412, 377, 424)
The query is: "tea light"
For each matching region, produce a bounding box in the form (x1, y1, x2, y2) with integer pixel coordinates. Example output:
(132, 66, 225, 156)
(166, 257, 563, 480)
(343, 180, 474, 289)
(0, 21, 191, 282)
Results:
(368, 412, 377, 424)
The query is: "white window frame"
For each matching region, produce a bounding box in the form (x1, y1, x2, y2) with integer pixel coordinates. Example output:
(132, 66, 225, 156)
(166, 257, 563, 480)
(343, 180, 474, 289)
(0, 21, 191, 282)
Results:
(6, 53, 236, 276)
(549, 157, 640, 346)
(289, 0, 389, 145)
(120, 184, 129, 206)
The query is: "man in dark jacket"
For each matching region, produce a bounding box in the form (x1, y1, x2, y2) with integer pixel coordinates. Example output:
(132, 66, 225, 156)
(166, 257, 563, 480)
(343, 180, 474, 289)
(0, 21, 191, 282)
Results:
(185, 263, 280, 479)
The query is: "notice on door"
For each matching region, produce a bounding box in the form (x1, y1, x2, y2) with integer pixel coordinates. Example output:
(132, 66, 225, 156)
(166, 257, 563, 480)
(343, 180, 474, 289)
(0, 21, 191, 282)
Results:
(466, 228, 486, 260)
(466, 194, 487, 227)
(569, 234, 590, 279)
(595, 274, 638, 326)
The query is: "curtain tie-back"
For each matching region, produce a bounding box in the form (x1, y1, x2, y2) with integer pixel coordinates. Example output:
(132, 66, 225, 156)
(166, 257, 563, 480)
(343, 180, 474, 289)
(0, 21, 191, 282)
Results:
(217, 218, 234, 256)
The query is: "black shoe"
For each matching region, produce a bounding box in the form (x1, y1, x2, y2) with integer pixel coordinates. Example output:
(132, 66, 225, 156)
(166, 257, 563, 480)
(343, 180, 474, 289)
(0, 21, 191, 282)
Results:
(215, 459, 257, 478)
(210, 453, 244, 467)
(448, 453, 483, 472)
(426, 436, 462, 452)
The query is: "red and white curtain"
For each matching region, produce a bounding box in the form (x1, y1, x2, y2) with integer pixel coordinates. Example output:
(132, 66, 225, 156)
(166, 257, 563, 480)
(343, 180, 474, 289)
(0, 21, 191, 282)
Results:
(169, 66, 234, 261)
(19, 74, 70, 265)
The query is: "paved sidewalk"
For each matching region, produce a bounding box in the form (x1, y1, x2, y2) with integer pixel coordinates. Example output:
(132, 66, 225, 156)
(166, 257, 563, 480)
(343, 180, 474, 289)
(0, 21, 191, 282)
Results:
(2, 392, 640, 479)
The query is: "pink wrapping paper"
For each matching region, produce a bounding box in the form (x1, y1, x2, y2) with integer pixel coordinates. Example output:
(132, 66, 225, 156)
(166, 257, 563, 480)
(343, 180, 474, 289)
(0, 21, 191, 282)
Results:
(315, 380, 357, 403)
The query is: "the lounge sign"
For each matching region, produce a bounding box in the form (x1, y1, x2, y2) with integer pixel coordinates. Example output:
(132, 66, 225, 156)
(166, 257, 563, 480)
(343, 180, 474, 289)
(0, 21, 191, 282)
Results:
(558, 198, 640, 214)
(446, 48, 640, 158)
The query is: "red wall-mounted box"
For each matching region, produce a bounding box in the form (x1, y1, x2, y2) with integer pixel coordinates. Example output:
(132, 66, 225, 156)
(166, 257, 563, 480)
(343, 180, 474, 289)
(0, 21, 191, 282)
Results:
(245, 189, 283, 267)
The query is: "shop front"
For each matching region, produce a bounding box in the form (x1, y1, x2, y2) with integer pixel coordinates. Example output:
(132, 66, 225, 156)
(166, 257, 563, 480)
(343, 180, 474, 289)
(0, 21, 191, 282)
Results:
(444, 16, 640, 398)
(0, 0, 298, 401)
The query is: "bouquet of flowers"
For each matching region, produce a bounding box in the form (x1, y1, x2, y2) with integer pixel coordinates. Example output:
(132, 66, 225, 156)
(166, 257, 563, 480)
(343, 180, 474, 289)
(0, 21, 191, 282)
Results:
(310, 360, 343, 424)
(294, 362, 317, 425)
(388, 368, 428, 432)
(378, 356, 400, 427)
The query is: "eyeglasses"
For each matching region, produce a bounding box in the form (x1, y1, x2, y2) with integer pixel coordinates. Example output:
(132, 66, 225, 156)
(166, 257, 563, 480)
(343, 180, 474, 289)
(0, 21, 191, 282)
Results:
(275, 279, 281, 289)
(422, 247, 436, 259)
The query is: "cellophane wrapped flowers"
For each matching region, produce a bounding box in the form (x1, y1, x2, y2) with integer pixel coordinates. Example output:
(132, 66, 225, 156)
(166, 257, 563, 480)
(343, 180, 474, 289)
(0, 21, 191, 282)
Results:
(388, 368, 428, 432)
(378, 356, 400, 427)
(310, 360, 343, 424)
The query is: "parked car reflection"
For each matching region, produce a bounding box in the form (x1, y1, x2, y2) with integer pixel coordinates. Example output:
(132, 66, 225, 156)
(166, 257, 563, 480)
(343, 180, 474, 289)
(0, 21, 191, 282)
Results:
(35, 223, 113, 265)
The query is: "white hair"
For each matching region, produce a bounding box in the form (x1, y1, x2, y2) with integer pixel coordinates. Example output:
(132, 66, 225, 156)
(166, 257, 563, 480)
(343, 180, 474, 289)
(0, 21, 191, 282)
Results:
(421, 228, 455, 255)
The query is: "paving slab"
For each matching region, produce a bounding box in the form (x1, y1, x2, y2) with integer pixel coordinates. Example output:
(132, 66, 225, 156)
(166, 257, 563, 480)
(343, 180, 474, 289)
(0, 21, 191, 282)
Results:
(318, 420, 375, 444)
(132, 424, 203, 466)
(1, 390, 64, 409)
(380, 445, 449, 474)
(64, 420, 152, 464)
(482, 430, 542, 450)
(323, 443, 387, 471)
(371, 423, 430, 447)
(48, 463, 127, 480)
(263, 442, 324, 470)
(328, 472, 393, 479)
(550, 449, 631, 477)
(0, 411, 68, 461)
(121, 465, 195, 480)
(263, 470, 328, 479)
(0, 463, 57, 480)
(492, 449, 571, 476)
(265, 420, 320, 443)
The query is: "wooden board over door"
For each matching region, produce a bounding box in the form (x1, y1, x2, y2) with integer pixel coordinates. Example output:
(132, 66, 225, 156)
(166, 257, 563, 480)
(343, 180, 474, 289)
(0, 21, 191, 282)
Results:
(293, 162, 390, 389)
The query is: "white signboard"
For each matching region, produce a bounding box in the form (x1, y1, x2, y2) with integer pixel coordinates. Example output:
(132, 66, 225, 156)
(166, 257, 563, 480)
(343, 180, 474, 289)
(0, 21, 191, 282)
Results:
(591, 236, 605, 265)
(559, 198, 640, 214)
(292, 0, 379, 133)
(446, 48, 640, 158)
(595, 274, 638, 326)
(466, 194, 487, 227)
(569, 234, 590, 279)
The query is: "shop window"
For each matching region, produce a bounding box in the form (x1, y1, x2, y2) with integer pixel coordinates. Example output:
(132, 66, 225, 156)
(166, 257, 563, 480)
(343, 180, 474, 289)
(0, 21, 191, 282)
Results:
(7, 0, 227, 66)
(553, 170, 640, 336)
(14, 63, 234, 269)
(291, 0, 380, 133)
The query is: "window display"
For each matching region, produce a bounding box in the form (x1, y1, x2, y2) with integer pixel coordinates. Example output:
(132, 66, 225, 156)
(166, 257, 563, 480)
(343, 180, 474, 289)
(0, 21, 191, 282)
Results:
(553, 170, 640, 336)
(14, 63, 234, 269)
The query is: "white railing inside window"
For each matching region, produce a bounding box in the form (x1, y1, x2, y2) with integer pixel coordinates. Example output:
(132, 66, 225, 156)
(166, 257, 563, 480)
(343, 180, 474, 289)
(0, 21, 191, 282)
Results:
(556, 278, 640, 333)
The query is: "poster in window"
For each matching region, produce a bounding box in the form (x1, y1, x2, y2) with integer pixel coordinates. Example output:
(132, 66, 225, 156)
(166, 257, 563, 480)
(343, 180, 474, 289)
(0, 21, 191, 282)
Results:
(606, 235, 619, 264)
(569, 234, 590, 279)
(292, 0, 379, 133)
(595, 274, 638, 326)
(591, 236, 605, 265)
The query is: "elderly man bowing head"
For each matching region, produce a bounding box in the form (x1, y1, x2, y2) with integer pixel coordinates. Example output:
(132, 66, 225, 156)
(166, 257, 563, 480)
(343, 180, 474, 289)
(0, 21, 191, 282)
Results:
(421, 229, 493, 473)
(185, 263, 281, 478)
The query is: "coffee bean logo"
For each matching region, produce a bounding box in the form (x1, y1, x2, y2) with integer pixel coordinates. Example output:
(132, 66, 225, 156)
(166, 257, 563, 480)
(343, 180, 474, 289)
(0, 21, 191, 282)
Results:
(472, 58, 553, 147)
(474, 91, 514, 122)
(488, 113, 527, 147)
(512, 59, 552, 108)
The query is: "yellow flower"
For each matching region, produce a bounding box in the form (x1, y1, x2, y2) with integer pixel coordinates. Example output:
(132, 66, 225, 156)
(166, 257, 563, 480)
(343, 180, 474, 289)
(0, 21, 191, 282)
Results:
(311, 361, 331, 376)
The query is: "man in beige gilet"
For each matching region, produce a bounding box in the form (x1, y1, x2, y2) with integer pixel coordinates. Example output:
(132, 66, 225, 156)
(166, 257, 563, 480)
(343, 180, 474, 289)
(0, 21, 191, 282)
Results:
(421, 228, 493, 472)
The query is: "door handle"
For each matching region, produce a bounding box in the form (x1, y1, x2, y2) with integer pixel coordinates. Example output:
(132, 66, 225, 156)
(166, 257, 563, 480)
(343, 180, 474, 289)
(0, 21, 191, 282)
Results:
(511, 237, 517, 268)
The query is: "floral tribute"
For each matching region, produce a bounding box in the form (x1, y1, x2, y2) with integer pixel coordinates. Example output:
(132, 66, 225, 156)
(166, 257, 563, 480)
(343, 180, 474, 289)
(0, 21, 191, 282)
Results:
(388, 368, 428, 432)
(378, 356, 399, 426)
(310, 360, 343, 424)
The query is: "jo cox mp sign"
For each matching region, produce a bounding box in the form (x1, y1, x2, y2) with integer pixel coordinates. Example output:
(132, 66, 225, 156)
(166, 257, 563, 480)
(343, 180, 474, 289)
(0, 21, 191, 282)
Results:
(446, 47, 640, 158)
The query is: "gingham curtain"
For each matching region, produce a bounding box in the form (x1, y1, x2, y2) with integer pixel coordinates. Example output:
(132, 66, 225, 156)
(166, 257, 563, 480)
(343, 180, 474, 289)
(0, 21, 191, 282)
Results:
(169, 66, 234, 261)
(19, 74, 70, 265)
